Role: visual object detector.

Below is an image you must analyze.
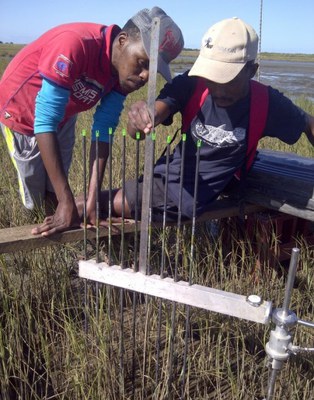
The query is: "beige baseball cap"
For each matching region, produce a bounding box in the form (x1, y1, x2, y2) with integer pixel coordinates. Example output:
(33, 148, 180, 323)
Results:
(189, 17, 258, 83)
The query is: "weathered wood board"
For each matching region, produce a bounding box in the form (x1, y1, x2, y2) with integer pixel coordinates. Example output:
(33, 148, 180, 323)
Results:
(245, 150, 314, 221)
(0, 150, 312, 254)
(0, 200, 263, 254)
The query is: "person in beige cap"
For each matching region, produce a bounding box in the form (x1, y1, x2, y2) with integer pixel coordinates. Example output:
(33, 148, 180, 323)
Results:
(98, 17, 314, 222)
(0, 7, 184, 235)
(189, 17, 259, 88)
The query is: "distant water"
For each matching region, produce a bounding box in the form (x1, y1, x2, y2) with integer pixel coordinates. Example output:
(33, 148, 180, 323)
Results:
(174, 58, 314, 102)
(258, 60, 314, 102)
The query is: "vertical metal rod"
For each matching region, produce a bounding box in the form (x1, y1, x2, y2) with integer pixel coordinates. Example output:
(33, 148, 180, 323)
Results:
(174, 134, 186, 282)
(121, 128, 126, 267)
(265, 247, 300, 400)
(94, 130, 101, 393)
(119, 128, 126, 396)
(133, 133, 141, 272)
(142, 135, 156, 391)
(142, 297, 151, 400)
(138, 17, 160, 274)
(188, 140, 202, 284)
(155, 301, 163, 385)
(168, 134, 187, 393)
(119, 288, 125, 397)
(95, 130, 100, 264)
(146, 132, 156, 276)
(160, 135, 171, 278)
(131, 133, 141, 398)
(81, 129, 89, 336)
(108, 127, 113, 265)
(282, 247, 299, 317)
(181, 139, 202, 397)
(138, 21, 160, 394)
(107, 128, 113, 319)
(82, 129, 88, 259)
(155, 135, 172, 384)
(266, 368, 279, 400)
(95, 130, 100, 322)
(131, 292, 137, 400)
(131, 133, 140, 397)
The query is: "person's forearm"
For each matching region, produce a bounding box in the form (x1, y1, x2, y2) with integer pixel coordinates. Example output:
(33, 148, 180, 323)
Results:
(305, 113, 314, 146)
(88, 141, 110, 206)
(36, 132, 74, 203)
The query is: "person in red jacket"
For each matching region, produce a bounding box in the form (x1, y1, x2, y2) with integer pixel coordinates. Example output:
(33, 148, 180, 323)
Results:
(99, 17, 314, 222)
(0, 7, 184, 235)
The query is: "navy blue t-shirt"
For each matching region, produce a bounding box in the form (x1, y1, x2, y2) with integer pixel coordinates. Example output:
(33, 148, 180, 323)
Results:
(154, 71, 307, 218)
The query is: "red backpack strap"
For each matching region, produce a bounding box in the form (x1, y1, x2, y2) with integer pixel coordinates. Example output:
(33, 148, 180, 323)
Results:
(182, 78, 268, 173)
(182, 78, 208, 133)
(246, 80, 269, 170)
(234, 80, 269, 179)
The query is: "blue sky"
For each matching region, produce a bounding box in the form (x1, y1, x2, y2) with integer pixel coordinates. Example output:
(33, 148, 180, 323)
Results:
(1, 0, 313, 54)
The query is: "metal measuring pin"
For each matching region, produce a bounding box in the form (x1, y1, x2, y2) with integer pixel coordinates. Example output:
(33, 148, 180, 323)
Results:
(120, 128, 126, 268)
(82, 129, 89, 336)
(95, 130, 100, 321)
(119, 128, 126, 396)
(130, 132, 140, 395)
(155, 134, 172, 383)
(167, 133, 187, 392)
(130, 132, 141, 396)
(181, 138, 202, 396)
(95, 130, 100, 264)
(108, 127, 113, 265)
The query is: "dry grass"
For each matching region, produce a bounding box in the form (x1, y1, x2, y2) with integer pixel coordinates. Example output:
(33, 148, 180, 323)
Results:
(0, 46, 313, 400)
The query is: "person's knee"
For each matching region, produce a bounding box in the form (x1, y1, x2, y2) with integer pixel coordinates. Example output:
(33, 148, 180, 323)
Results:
(112, 189, 132, 218)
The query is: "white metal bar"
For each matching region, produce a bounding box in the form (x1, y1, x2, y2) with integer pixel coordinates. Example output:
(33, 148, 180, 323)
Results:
(79, 260, 272, 325)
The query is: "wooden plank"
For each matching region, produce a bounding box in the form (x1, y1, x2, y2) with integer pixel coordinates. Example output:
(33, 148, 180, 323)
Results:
(245, 149, 314, 221)
(2, 149, 311, 253)
(0, 220, 139, 254)
(0, 200, 264, 254)
(244, 192, 314, 221)
(79, 260, 272, 325)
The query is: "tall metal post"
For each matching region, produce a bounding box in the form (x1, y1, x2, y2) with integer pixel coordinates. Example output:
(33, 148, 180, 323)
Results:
(138, 17, 160, 274)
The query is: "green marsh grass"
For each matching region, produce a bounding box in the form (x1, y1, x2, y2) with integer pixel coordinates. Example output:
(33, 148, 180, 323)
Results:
(0, 48, 313, 399)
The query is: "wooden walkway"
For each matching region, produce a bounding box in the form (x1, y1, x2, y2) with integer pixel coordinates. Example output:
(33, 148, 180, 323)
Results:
(0, 200, 263, 254)
(245, 149, 314, 221)
(0, 149, 313, 255)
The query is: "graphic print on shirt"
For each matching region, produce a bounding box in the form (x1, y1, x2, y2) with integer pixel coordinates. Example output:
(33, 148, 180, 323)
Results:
(193, 120, 246, 147)
(190, 95, 246, 148)
(72, 77, 104, 106)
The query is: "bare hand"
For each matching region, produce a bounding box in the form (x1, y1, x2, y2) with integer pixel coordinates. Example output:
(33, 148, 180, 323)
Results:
(128, 101, 153, 138)
(31, 200, 80, 236)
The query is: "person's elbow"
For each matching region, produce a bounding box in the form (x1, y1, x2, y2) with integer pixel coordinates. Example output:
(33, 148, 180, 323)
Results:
(304, 113, 314, 146)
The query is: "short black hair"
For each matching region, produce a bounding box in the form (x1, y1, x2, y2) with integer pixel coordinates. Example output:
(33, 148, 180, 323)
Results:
(122, 20, 141, 42)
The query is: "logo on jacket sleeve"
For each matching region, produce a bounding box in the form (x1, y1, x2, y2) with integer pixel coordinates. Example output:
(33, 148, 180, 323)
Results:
(53, 54, 73, 78)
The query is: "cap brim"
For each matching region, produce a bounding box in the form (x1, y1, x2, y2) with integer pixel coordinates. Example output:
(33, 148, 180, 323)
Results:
(189, 53, 246, 84)
(158, 57, 172, 82)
